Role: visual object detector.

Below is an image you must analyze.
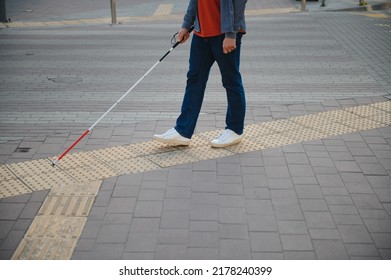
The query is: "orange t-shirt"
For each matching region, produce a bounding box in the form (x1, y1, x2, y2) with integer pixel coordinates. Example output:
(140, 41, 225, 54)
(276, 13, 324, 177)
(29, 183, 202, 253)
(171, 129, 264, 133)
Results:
(194, 0, 222, 37)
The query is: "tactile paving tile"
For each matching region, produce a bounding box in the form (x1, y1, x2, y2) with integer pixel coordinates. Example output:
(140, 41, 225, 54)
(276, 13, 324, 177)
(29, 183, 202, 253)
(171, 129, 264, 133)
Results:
(146, 150, 198, 167)
(261, 119, 307, 133)
(20, 170, 78, 192)
(24, 216, 86, 239)
(64, 162, 120, 183)
(107, 157, 160, 174)
(0, 179, 32, 199)
(181, 145, 234, 161)
(197, 129, 223, 141)
(367, 112, 391, 125)
(371, 101, 391, 112)
(281, 127, 329, 142)
(129, 140, 178, 156)
(38, 195, 95, 216)
(244, 123, 276, 139)
(49, 152, 100, 170)
(0, 165, 16, 181)
(50, 180, 101, 196)
(344, 105, 384, 117)
(12, 238, 77, 260)
(312, 122, 357, 136)
(90, 146, 139, 162)
(224, 137, 267, 154)
(251, 133, 297, 148)
(338, 117, 386, 130)
(291, 110, 356, 127)
(186, 135, 210, 147)
(7, 158, 54, 178)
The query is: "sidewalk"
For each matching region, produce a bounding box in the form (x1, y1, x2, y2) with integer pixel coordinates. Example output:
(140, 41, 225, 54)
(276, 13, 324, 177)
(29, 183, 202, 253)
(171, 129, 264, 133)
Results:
(0, 1, 391, 260)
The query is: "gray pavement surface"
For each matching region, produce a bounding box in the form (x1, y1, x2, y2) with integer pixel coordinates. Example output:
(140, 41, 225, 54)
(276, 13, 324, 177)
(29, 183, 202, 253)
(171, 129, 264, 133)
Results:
(1, 0, 391, 260)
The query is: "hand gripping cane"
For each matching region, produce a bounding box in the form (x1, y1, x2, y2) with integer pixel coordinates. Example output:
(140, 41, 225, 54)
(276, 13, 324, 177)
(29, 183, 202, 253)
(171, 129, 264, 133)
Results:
(51, 26, 195, 167)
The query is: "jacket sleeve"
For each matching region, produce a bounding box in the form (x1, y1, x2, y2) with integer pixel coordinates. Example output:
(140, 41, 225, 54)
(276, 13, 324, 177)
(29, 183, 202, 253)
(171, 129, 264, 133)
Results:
(225, 0, 247, 39)
(182, 0, 197, 30)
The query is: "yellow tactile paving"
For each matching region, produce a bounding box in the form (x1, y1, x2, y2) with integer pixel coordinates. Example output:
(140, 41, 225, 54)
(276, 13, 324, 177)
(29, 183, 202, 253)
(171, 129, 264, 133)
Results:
(0, 165, 16, 181)
(5, 101, 391, 260)
(1, 101, 391, 200)
(0, 179, 32, 198)
(7, 158, 54, 178)
(19, 171, 78, 192)
(12, 180, 101, 260)
(12, 238, 78, 260)
(24, 216, 86, 239)
(38, 195, 95, 216)
(64, 162, 120, 183)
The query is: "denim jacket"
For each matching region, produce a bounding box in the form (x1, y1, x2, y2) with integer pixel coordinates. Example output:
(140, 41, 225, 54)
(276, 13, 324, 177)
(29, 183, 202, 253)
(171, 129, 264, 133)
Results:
(181, 0, 247, 39)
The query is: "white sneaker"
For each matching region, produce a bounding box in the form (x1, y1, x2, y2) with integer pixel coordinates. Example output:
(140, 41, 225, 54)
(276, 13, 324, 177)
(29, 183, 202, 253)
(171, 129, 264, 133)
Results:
(153, 128, 191, 146)
(210, 129, 243, 148)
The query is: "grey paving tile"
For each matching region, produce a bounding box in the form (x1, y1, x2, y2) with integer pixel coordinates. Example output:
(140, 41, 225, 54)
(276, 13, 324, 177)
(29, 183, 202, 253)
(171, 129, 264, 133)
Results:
(283, 251, 317, 260)
(134, 201, 163, 218)
(155, 244, 187, 260)
(366, 176, 391, 188)
(190, 221, 218, 232)
(125, 232, 158, 252)
(249, 232, 282, 252)
(370, 233, 391, 249)
(107, 197, 137, 214)
(345, 244, 380, 258)
(0, 230, 24, 250)
(104, 213, 132, 224)
(219, 223, 248, 240)
(278, 221, 308, 235)
(252, 252, 284, 260)
(220, 239, 251, 259)
(122, 252, 155, 260)
(248, 215, 278, 232)
(313, 240, 349, 260)
(351, 194, 383, 210)
(304, 212, 335, 229)
(190, 204, 218, 221)
(0, 203, 25, 220)
(188, 248, 219, 259)
(364, 219, 391, 233)
(0, 221, 15, 239)
(219, 207, 246, 224)
(333, 214, 363, 225)
(299, 199, 329, 212)
(281, 235, 313, 251)
(338, 224, 373, 243)
(309, 229, 341, 240)
(96, 224, 130, 244)
(158, 229, 188, 245)
(130, 218, 160, 233)
(89, 243, 124, 260)
(161, 211, 189, 229)
(189, 231, 219, 248)
(379, 249, 391, 260)
(295, 185, 324, 199)
(112, 185, 140, 197)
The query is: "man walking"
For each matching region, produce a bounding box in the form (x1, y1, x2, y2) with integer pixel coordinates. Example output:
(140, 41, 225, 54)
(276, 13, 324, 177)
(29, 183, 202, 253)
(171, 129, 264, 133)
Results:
(154, 0, 248, 148)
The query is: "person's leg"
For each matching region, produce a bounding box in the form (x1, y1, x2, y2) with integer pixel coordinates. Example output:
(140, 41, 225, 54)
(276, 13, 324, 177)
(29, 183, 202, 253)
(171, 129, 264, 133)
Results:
(210, 33, 246, 136)
(175, 35, 215, 139)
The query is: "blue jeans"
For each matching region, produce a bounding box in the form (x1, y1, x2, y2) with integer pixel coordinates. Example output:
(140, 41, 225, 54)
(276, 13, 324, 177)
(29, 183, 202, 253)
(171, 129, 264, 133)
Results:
(175, 33, 246, 139)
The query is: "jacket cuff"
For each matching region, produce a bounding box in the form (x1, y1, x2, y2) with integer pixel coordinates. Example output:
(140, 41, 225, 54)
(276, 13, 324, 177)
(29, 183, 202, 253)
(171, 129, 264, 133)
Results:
(225, 32, 237, 39)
